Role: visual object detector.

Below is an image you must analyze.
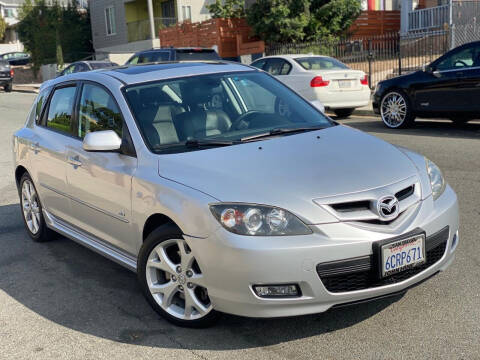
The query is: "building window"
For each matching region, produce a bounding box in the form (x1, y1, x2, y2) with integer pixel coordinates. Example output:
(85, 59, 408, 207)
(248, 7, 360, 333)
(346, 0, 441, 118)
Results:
(3, 8, 15, 18)
(182, 6, 191, 21)
(105, 6, 116, 36)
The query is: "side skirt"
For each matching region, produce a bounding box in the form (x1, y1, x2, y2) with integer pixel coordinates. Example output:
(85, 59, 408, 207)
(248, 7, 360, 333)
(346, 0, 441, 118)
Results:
(43, 209, 137, 272)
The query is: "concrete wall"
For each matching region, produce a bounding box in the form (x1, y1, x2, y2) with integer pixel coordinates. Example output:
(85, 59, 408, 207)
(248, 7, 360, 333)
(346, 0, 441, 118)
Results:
(95, 38, 160, 64)
(0, 43, 24, 53)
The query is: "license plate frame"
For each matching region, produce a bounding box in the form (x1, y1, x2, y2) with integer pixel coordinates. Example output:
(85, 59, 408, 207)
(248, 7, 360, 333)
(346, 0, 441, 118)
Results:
(373, 229, 426, 279)
(337, 80, 352, 88)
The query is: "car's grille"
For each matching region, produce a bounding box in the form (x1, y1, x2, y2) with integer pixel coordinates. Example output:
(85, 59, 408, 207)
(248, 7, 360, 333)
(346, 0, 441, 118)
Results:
(314, 177, 421, 226)
(317, 227, 449, 293)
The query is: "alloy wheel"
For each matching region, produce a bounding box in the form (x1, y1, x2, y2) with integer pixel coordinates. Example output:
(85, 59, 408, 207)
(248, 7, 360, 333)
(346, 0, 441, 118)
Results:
(145, 238, 212, 321)
(21, 179, 41, 235)
(381, 92, 408, 128)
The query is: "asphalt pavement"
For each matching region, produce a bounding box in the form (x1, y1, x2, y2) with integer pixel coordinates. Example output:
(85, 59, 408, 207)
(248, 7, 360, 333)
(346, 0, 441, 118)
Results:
(0, 91, 479, 359)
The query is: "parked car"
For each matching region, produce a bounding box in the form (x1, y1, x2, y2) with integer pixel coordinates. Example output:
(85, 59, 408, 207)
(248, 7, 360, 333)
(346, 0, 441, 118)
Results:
(251, 55, 371, 118)
(125, 47, 221, 65)
(0, 52, 30, 66)
(58, 61, 118, 77)
(0, 60, 14, 92)
(373, 41, 480, 128)
(13, 62, 458, 327)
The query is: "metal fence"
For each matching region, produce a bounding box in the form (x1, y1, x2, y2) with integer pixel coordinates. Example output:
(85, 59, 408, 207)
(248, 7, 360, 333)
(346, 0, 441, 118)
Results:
(265, 29, 462, 88)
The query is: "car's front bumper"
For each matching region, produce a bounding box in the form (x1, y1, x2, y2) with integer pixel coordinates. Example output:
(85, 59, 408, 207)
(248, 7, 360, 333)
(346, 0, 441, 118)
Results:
(186, 185, 459, 318)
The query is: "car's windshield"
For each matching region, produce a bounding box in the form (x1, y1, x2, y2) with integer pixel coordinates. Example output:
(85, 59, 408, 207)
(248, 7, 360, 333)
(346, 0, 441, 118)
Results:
(123, 71, 332, 153)
(294, 57, 349, 71)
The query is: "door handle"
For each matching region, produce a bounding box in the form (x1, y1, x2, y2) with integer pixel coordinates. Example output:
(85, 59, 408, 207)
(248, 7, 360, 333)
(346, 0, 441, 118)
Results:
(67, 156, 82, 167)
(30, 142, 40, 153)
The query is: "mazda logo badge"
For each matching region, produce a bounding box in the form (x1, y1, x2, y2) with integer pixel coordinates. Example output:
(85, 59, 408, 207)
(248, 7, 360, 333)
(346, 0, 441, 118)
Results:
(376, 195, 400, 220)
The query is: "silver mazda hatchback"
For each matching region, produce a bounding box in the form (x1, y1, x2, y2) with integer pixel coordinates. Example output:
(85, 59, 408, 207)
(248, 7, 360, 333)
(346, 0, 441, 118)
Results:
(13, 62, 459, 327)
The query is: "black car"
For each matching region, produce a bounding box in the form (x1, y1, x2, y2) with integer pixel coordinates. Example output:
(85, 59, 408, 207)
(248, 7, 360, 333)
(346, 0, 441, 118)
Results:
(125, 47, 220, 65)
(373, 41, 480, 128)
(0, 52, 30, 66)
(0, 60, 14, 92)
(59, 60, 118, 77)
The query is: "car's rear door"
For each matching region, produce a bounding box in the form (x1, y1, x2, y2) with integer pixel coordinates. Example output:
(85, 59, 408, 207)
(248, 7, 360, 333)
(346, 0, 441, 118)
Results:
(30, 82, 79, 221)
(65, 82, 137, 255)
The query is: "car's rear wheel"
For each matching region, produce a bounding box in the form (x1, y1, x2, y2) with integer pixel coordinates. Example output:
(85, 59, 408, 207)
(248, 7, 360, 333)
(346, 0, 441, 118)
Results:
(19, 173, 55, 242)
(380, 90, 415, 128)
(333, 108, 355, 119)
(4, 82, 12, 92)
(137, 224, 220, 328)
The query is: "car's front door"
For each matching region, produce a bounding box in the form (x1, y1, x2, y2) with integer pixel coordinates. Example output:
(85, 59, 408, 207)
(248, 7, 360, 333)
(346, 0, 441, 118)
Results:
(64, 82, 138, 254)
(414, 45, 478, 112)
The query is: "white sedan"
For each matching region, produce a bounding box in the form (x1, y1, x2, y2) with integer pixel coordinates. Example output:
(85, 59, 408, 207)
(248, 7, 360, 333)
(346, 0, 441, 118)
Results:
(251, 55, 371, 118)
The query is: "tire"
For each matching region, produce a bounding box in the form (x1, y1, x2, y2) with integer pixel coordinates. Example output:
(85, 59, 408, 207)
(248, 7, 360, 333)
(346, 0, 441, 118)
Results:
(137, 224, 220, 328)
(4, 82, 12, 92)
(380, 90, 415, 129)
(333, 108, 355, 118)
(19, 173, 56, 242)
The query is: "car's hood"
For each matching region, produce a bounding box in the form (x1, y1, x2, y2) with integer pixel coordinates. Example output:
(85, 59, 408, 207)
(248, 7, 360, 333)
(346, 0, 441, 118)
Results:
(157, 125, 419, 224)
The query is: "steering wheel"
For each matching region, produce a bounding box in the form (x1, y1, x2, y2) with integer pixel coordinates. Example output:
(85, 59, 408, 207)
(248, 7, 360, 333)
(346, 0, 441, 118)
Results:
(454, 60, 468, 67)
(231, 111, 262, 130)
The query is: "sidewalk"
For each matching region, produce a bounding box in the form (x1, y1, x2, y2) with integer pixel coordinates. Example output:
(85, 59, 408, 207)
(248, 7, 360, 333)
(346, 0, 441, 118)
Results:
(13, 83, 41, 94)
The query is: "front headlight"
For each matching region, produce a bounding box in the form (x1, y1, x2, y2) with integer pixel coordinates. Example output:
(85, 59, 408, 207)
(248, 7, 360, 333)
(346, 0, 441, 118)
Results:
(210, 203, 312, 236)
(425, 158, 446, 200)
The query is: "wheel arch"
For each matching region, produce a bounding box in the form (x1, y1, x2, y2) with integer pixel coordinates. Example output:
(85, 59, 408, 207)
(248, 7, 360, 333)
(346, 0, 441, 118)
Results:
(142, 213, 182, 242)
(15, 165, 28, 189)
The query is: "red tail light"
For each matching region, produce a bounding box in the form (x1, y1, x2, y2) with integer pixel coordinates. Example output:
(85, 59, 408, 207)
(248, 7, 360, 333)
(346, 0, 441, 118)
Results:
(360, 75, 369, 86)
(10, 69, 14, 77)
(310, 76, 330, 87)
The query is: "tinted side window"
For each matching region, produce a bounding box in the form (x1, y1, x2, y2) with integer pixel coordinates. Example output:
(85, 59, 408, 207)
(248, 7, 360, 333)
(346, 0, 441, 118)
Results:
(34, 87, 52, 125)
(436, 46, 477, 71)
(251, 59, 266, 70)
(264, 59, 291, 75)
(78, 83, 123, 138)
(46, 86, 77, 135)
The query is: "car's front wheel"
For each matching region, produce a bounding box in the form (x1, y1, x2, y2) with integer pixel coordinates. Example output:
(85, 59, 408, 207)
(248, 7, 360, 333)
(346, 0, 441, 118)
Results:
(137, 224, 220, 328)
(380, 90, 415, 128)
(333, 108, 354, 118)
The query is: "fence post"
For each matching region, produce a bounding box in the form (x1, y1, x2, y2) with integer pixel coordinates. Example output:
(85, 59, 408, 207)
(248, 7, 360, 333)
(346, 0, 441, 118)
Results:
(367, 39, 373, 89)
(398, 33, 402, 76)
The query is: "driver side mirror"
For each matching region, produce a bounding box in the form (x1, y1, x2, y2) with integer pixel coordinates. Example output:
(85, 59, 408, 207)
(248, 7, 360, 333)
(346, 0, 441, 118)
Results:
(83, 130, 122, 152)
(310, 100, 325, 113)
(422, 64, 432, 73)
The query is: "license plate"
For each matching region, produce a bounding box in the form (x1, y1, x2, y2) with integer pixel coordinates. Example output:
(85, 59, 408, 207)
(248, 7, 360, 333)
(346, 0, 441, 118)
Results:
(380, 234, 426, 278)
(337, 80, 352, 88)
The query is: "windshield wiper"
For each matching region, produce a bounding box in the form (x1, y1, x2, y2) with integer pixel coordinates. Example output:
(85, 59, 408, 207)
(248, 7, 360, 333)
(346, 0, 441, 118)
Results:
(184, 139, 237, 148)
(241, 126, 326, 142)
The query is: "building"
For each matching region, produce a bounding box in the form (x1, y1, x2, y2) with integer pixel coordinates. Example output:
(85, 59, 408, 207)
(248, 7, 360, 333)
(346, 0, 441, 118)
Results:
(91, 0, 215, 56)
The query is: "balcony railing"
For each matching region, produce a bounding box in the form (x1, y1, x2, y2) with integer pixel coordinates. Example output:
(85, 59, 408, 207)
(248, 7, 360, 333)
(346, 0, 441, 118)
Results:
(408, 5, 450, 31)
(127, 17, 177, 43)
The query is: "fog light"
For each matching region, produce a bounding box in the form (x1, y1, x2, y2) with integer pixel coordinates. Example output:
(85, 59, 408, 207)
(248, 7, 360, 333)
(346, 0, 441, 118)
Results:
(253, 284, 300, 298)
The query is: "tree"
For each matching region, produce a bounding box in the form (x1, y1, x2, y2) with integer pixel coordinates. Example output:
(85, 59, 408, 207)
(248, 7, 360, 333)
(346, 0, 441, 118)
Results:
(206, 0, 245, 18)
(246, 0, 362, 43)
(16, 0, 93, 74)
(0, 16, 6, 41)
